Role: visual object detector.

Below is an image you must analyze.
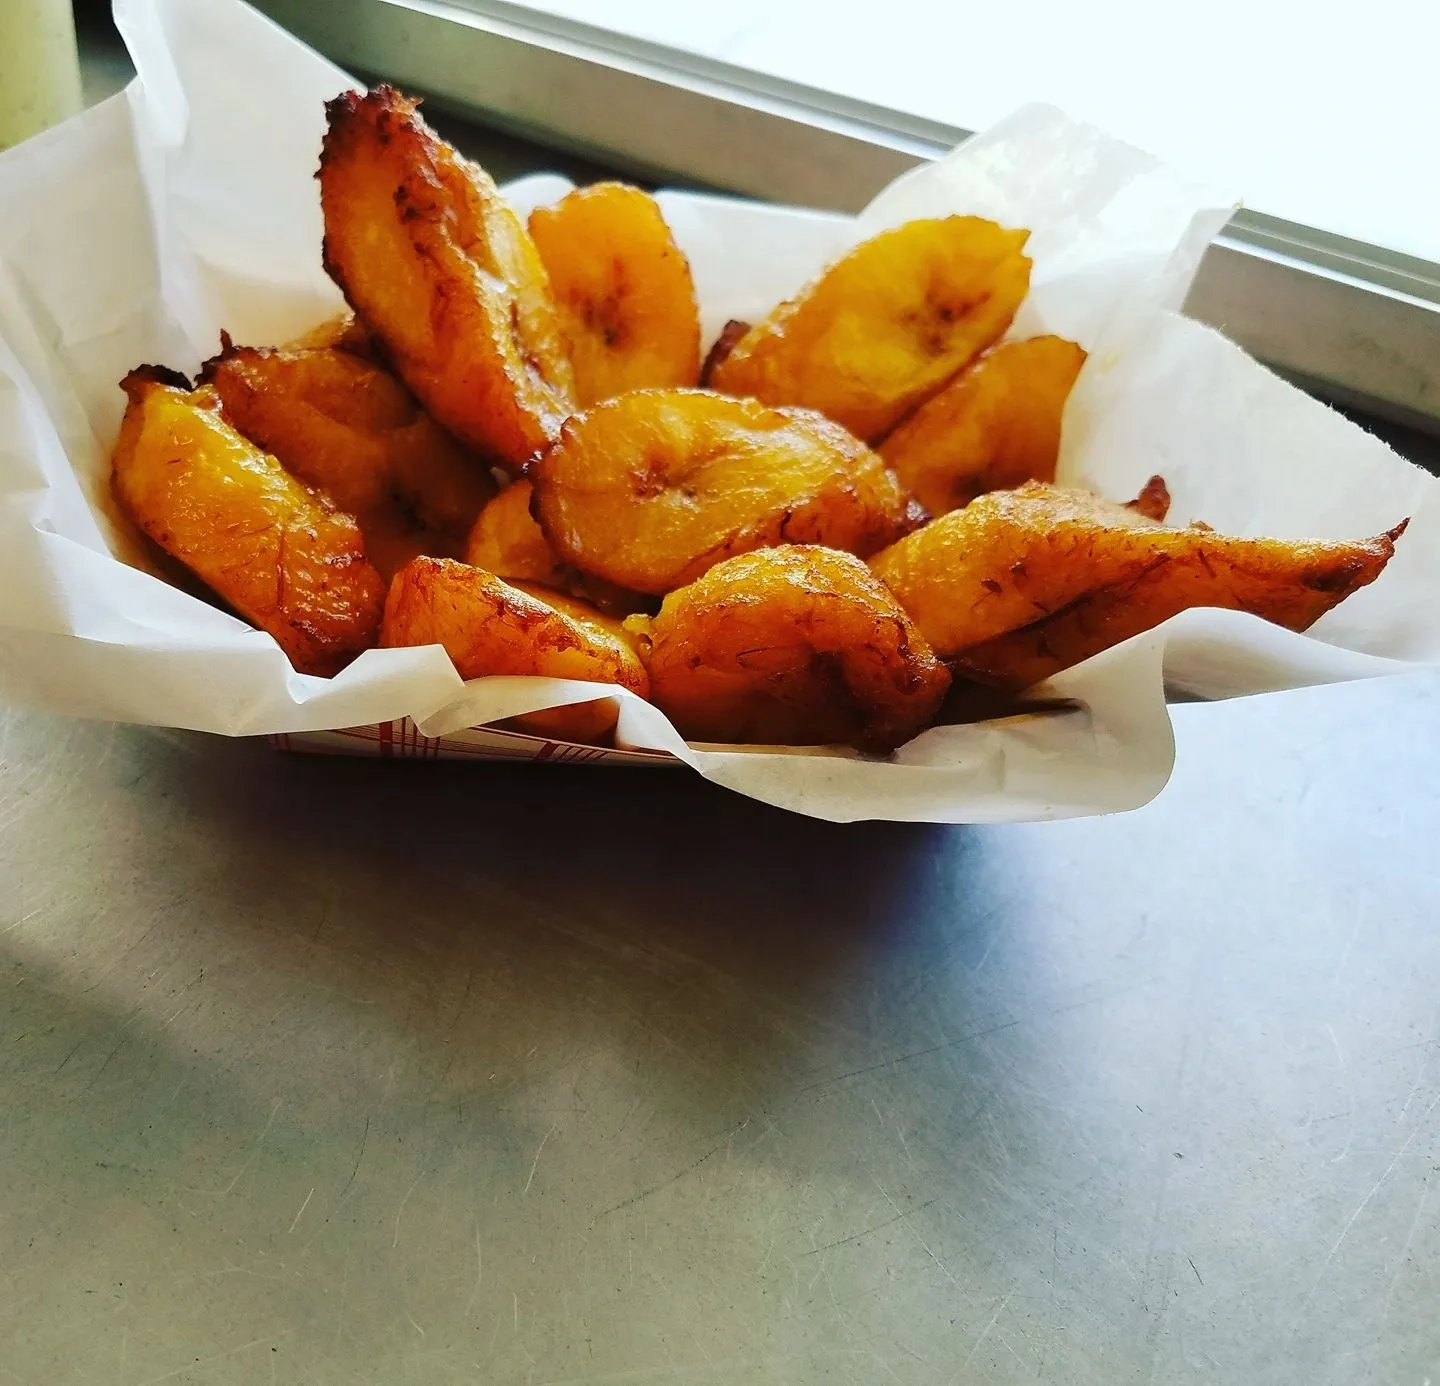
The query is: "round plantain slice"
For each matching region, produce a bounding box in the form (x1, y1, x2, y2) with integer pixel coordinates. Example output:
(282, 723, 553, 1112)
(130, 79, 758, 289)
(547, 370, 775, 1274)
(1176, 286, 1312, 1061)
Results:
(529, 388, 923, 596)
(629, 545, 950, 752)
(709, 216, 1032, 442)
(111, 369, 385, 677)
(879, 335, 1087, 514)
(381, 556, 649, 745)
(528, 182, 702, 406)
(318, 86, 575, 471)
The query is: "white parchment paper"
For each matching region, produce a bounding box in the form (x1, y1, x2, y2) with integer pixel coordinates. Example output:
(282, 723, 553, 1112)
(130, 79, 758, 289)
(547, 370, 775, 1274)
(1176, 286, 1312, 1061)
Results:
(0, 0, 1434, 823)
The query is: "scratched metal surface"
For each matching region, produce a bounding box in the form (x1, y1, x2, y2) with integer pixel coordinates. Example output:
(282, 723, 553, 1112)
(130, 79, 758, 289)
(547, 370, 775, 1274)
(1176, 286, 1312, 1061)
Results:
(0, 670, 1437, 1384)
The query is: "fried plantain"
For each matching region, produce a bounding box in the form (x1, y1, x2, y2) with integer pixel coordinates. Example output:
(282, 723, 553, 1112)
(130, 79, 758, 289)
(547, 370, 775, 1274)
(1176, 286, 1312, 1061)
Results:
(318, 86, 575, 470)
(464, 480, 566, 587)
(111, 369, 385, 676)
(381, 556, 648, 744)
(463, 480, 652, 618)
(952, 521, 1407, 689)
(358, 505, 461, 584)
(879, 335, 1086, 513)
(283, 312, 382, 359)
(871, 479, 1404, 672)
(629, 545, 949, 751)
(530, 388, 922, 595)
(528, 182, 701, 406)
(869, 480, 1179, 657)
(709, 217, 1032, 441)
(203, 339, 495, 537)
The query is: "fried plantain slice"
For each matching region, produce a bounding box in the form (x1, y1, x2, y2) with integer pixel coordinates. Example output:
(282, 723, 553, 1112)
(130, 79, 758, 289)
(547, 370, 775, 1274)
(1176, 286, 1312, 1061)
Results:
(952, 521, 1407, 689)
(111, 369, 385, 676)
(283, 312, 382, 359)
(869, 480, 1180, 657)
(464, 479, 566, 587)
(709, 217, 1032, 441)
(528, 182, 701, 405)
(530, 388, 922, 595)
(203, 339, 495, 537)
(358, 504, 461, 584)
(879, 335, 1086, 513)
(463, 480, 651, 617)
(381, 556, 649, 744)
(628, 545, 949, 752)
(872, 479, 1404, 669)
(318, 86, 575, 470)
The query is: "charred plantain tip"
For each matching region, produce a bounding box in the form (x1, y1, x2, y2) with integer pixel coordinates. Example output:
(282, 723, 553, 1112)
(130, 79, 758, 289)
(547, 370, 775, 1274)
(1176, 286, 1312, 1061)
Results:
(318, 89, 364, 147)
(317, 91, 361, 176)
(321, 88, 365, 126)
(351, 84, 423, 129)
(699, 318, 752, 386)
(1126, 474, 1172, 523)
(1385, 517, 1411, 545)
(120, 363, 192, 397)
(196, 330, 237, 385)
(200, 331, 274, 384)
(319, 87, 424, 172)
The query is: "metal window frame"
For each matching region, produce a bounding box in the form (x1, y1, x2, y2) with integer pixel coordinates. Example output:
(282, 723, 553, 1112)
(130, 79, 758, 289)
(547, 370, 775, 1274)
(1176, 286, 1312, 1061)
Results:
(256, 0, 1440, 435)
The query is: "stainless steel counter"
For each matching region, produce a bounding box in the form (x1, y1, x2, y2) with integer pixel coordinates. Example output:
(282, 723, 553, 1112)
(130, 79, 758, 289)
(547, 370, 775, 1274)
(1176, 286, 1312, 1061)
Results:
(2, 670, 1437, 1383)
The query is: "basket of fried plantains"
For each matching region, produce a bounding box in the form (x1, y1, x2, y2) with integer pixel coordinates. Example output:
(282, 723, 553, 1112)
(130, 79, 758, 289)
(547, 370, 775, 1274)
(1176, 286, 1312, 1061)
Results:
(109, 86, 1405, 756)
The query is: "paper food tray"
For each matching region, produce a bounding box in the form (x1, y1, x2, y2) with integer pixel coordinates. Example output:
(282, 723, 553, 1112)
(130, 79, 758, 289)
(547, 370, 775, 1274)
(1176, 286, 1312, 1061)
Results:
(269, 721, 678, 767)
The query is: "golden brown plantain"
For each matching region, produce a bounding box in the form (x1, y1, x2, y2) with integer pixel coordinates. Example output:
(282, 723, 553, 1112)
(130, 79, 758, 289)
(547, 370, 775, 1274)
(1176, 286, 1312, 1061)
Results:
(869, 480, 1180, 657)
(358, 505, 460, 584)
(380, 556, 649, 744)
(627, 545, 948, 751)
(952, 521, 1407, 689)
(530, 388, 922, 595)
(709, 217, 1032, 441)
(202, 339, 495, 537)
(318, 86, 575, 470)
(463, 480, 651, 617)
(111, 368, 385, 676)
(879, 335, 1086, 513)
(871, 478, 1403, 672)
(464, 480, 566, 587)
(283, 312, 381, 359)
(528, 182, 701, 405)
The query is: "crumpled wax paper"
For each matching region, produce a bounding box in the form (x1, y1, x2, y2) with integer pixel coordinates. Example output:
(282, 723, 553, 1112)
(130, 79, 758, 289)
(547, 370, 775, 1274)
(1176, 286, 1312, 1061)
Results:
(0, 0, 1434, 823)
